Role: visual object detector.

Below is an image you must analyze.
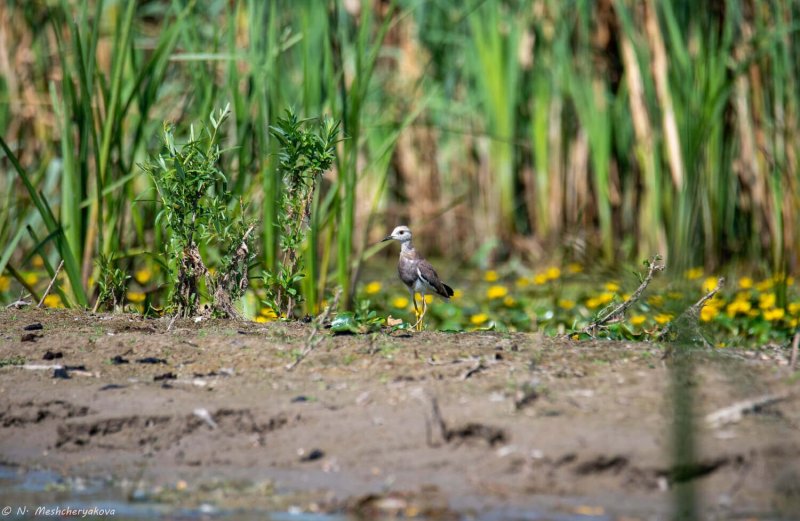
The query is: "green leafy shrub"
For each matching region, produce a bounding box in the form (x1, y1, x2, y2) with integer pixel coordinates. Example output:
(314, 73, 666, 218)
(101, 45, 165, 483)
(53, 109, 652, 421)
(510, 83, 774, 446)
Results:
(142, 105, 256, 318)
(263, 109, 339, 319)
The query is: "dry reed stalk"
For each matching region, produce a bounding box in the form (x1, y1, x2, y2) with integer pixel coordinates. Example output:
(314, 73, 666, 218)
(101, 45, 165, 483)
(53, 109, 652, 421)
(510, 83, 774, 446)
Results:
(644, 0, 684, 191)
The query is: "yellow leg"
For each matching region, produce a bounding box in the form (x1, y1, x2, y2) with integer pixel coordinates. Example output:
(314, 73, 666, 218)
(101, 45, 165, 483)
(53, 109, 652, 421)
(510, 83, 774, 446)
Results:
(411, 291, 420, 330)
(414, 295, 427, 331)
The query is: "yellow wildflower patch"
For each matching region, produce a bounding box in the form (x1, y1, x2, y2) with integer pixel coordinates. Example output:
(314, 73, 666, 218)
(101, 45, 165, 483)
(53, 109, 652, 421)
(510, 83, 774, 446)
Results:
(391, 296, 409, 309)
(23, 272, 38, 286)
(758, 293, 776, 310)
(32, 255, 44, 268)
(763, 308, 785, 321)
(738, 277, 753, 290)
(484, 270, 499, 282)
(134, 268, 153, 285)
(545, 267, 561, 280)
(470, 313, 489, 325)
(259, 307, 278, 319)
(503, 296, 516, 307)
(755, 278, 773, 292)
(452, 289, 463, 300)
(702, 277, 719, 293)
(700, 305, 719, 322)
(647, 295, 664, 307)
(726, 299, 751, 317)
(558, 299, 575, 310)
(567, 263, 583, 273)
(654, 313, 673, 325)
(43, 294, 62, 308)
(365, 281, 382, 295)
(127, 292, 146, 303)
(789, 302, 800, 316)
(0, 275, 9, 292)
(604, 282, 620, 292)
(515, 277, 530, 288)
(685, 267, 704, 280)
(486, 285, 509, 300)
(630, 315, 646, 326)
(533, 273, 548, 285)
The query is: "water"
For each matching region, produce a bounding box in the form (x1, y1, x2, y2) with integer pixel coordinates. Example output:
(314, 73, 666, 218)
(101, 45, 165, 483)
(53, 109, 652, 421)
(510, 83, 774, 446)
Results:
(0, 465, 347, 521)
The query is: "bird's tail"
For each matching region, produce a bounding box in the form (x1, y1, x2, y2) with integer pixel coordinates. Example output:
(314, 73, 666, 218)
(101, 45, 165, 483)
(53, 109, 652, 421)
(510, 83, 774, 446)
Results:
(442, 283, 454, 298)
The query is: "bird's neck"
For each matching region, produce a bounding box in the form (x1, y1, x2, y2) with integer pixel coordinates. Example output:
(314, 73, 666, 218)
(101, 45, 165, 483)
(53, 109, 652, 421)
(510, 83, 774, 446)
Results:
(400, 241, 415, 254)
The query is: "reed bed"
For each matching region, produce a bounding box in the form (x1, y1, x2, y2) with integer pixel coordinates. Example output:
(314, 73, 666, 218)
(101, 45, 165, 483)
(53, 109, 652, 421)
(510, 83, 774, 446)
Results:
(0, 0, 798, 311)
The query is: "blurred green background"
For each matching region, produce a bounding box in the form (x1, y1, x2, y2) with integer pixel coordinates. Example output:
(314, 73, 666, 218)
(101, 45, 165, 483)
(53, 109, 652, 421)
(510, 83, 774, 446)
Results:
(1, 0, 798, 322)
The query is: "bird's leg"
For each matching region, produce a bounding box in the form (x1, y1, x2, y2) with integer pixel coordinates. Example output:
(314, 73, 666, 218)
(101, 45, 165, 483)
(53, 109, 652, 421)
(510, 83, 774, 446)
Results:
(410, 290, 420, 329)
(414, 295, 427, 331)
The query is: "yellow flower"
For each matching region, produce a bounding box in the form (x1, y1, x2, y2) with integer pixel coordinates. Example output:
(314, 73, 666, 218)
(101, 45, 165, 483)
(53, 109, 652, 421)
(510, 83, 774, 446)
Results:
(452, 289, 463, 300)
(127, 292, 146, 303)
(738, 277, 753, 290)
(545, 267, 561, 280)
(484, 270, 499, 282)
(755, 278, 773, 292)
(503, 296, 516, 307)
(260, 307, 278, 319)
(254, 316, 269, 323)
(391, 296, 409, 308)
(533, 273, 548, 285)
(134, 268, 153, 285)
(558, 299, 575, 310)
(763, 308, 785, 321)
(787, 276, 795, 286)
(700, 305, 719, 322)
(567, 263, 583, 274)
(630, 314, 646, 326)
(414, 293, 434, 304)
(598, 292, 614, 305)
(654, 313, 673, 325)
(685, 267, 704, 280)
(365, 281, 382, 295)
(726, 299, 751, 317)
(486, 285, 509, 300)
(758, 293, 776, 310)
(32, 255, 44, 268)
(702, 277, 719, 293)
(604, 282, 620, 292)
(23, 272, 38, 286)
(470, 313, 489, 325)
(43, 294, 62, 308)
(0, 275, 9, 292)
(789, 302, 800, 316)
(515, 277, 530, 288)
(647, 295, 664, 307)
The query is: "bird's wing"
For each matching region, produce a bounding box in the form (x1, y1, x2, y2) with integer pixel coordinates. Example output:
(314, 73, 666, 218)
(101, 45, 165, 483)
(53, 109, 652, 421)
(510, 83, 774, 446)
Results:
(417, 260, 453, 298)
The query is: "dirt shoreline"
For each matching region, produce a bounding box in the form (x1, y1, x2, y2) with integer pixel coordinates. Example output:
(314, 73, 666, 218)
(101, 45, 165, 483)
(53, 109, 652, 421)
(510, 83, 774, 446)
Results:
(1, 309, 798, 519)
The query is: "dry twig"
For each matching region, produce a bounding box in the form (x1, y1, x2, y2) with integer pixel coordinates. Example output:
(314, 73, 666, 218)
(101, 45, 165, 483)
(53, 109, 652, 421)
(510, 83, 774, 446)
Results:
(37, 260, 64, 308)
(791, 332, 799, 372)
(286, 288, 341, 371)
(705, 392, 791, 428)
(578, 255, 664, 336)
(658, 276, 725, 343)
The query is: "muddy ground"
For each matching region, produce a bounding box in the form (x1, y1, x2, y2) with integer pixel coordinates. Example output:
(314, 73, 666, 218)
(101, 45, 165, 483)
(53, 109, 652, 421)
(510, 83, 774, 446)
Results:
(0, 309, 798, 520)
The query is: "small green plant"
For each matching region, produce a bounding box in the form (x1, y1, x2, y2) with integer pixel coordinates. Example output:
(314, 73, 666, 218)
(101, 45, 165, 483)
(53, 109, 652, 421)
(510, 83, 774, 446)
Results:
(263, 109, 339, 319)
(93, 254, 129, 312)
(142, 104, 256, 318)
(0, 355, 26, 368)
(330, 299, 384, 334)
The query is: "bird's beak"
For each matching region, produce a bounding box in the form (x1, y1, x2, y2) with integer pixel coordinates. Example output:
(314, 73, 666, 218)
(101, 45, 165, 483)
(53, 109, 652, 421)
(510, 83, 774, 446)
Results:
(381, 235, 393, 243)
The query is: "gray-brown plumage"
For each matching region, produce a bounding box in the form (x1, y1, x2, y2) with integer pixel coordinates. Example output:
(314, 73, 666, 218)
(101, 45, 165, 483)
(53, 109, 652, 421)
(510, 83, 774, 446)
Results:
(382, 225, 454, 330)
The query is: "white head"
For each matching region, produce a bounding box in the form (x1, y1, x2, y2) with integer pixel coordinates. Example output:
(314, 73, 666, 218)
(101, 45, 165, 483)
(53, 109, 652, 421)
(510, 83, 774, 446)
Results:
(381, 225, 412, 244)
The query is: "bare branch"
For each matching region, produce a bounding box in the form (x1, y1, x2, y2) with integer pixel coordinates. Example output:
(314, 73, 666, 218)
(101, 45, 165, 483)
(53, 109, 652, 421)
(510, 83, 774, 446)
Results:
(37, 260, 64, 309)
(658, 277, 725, 342)
(578, 255, 665, 336)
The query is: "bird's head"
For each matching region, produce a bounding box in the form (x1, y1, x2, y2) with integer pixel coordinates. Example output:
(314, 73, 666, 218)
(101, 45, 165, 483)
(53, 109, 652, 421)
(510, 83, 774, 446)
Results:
(381, 225, 412, 244)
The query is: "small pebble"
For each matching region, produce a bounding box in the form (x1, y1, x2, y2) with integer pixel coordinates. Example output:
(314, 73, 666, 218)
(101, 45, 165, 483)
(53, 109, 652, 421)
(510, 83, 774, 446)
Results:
(300, 448, 325, 462)
(23, 323, 44, 331)
(43, 351, 63, 360)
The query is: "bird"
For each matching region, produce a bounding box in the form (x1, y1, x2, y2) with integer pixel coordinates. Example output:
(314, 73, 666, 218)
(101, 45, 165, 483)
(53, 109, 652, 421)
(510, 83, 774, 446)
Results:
(381, 225, 454, 331)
